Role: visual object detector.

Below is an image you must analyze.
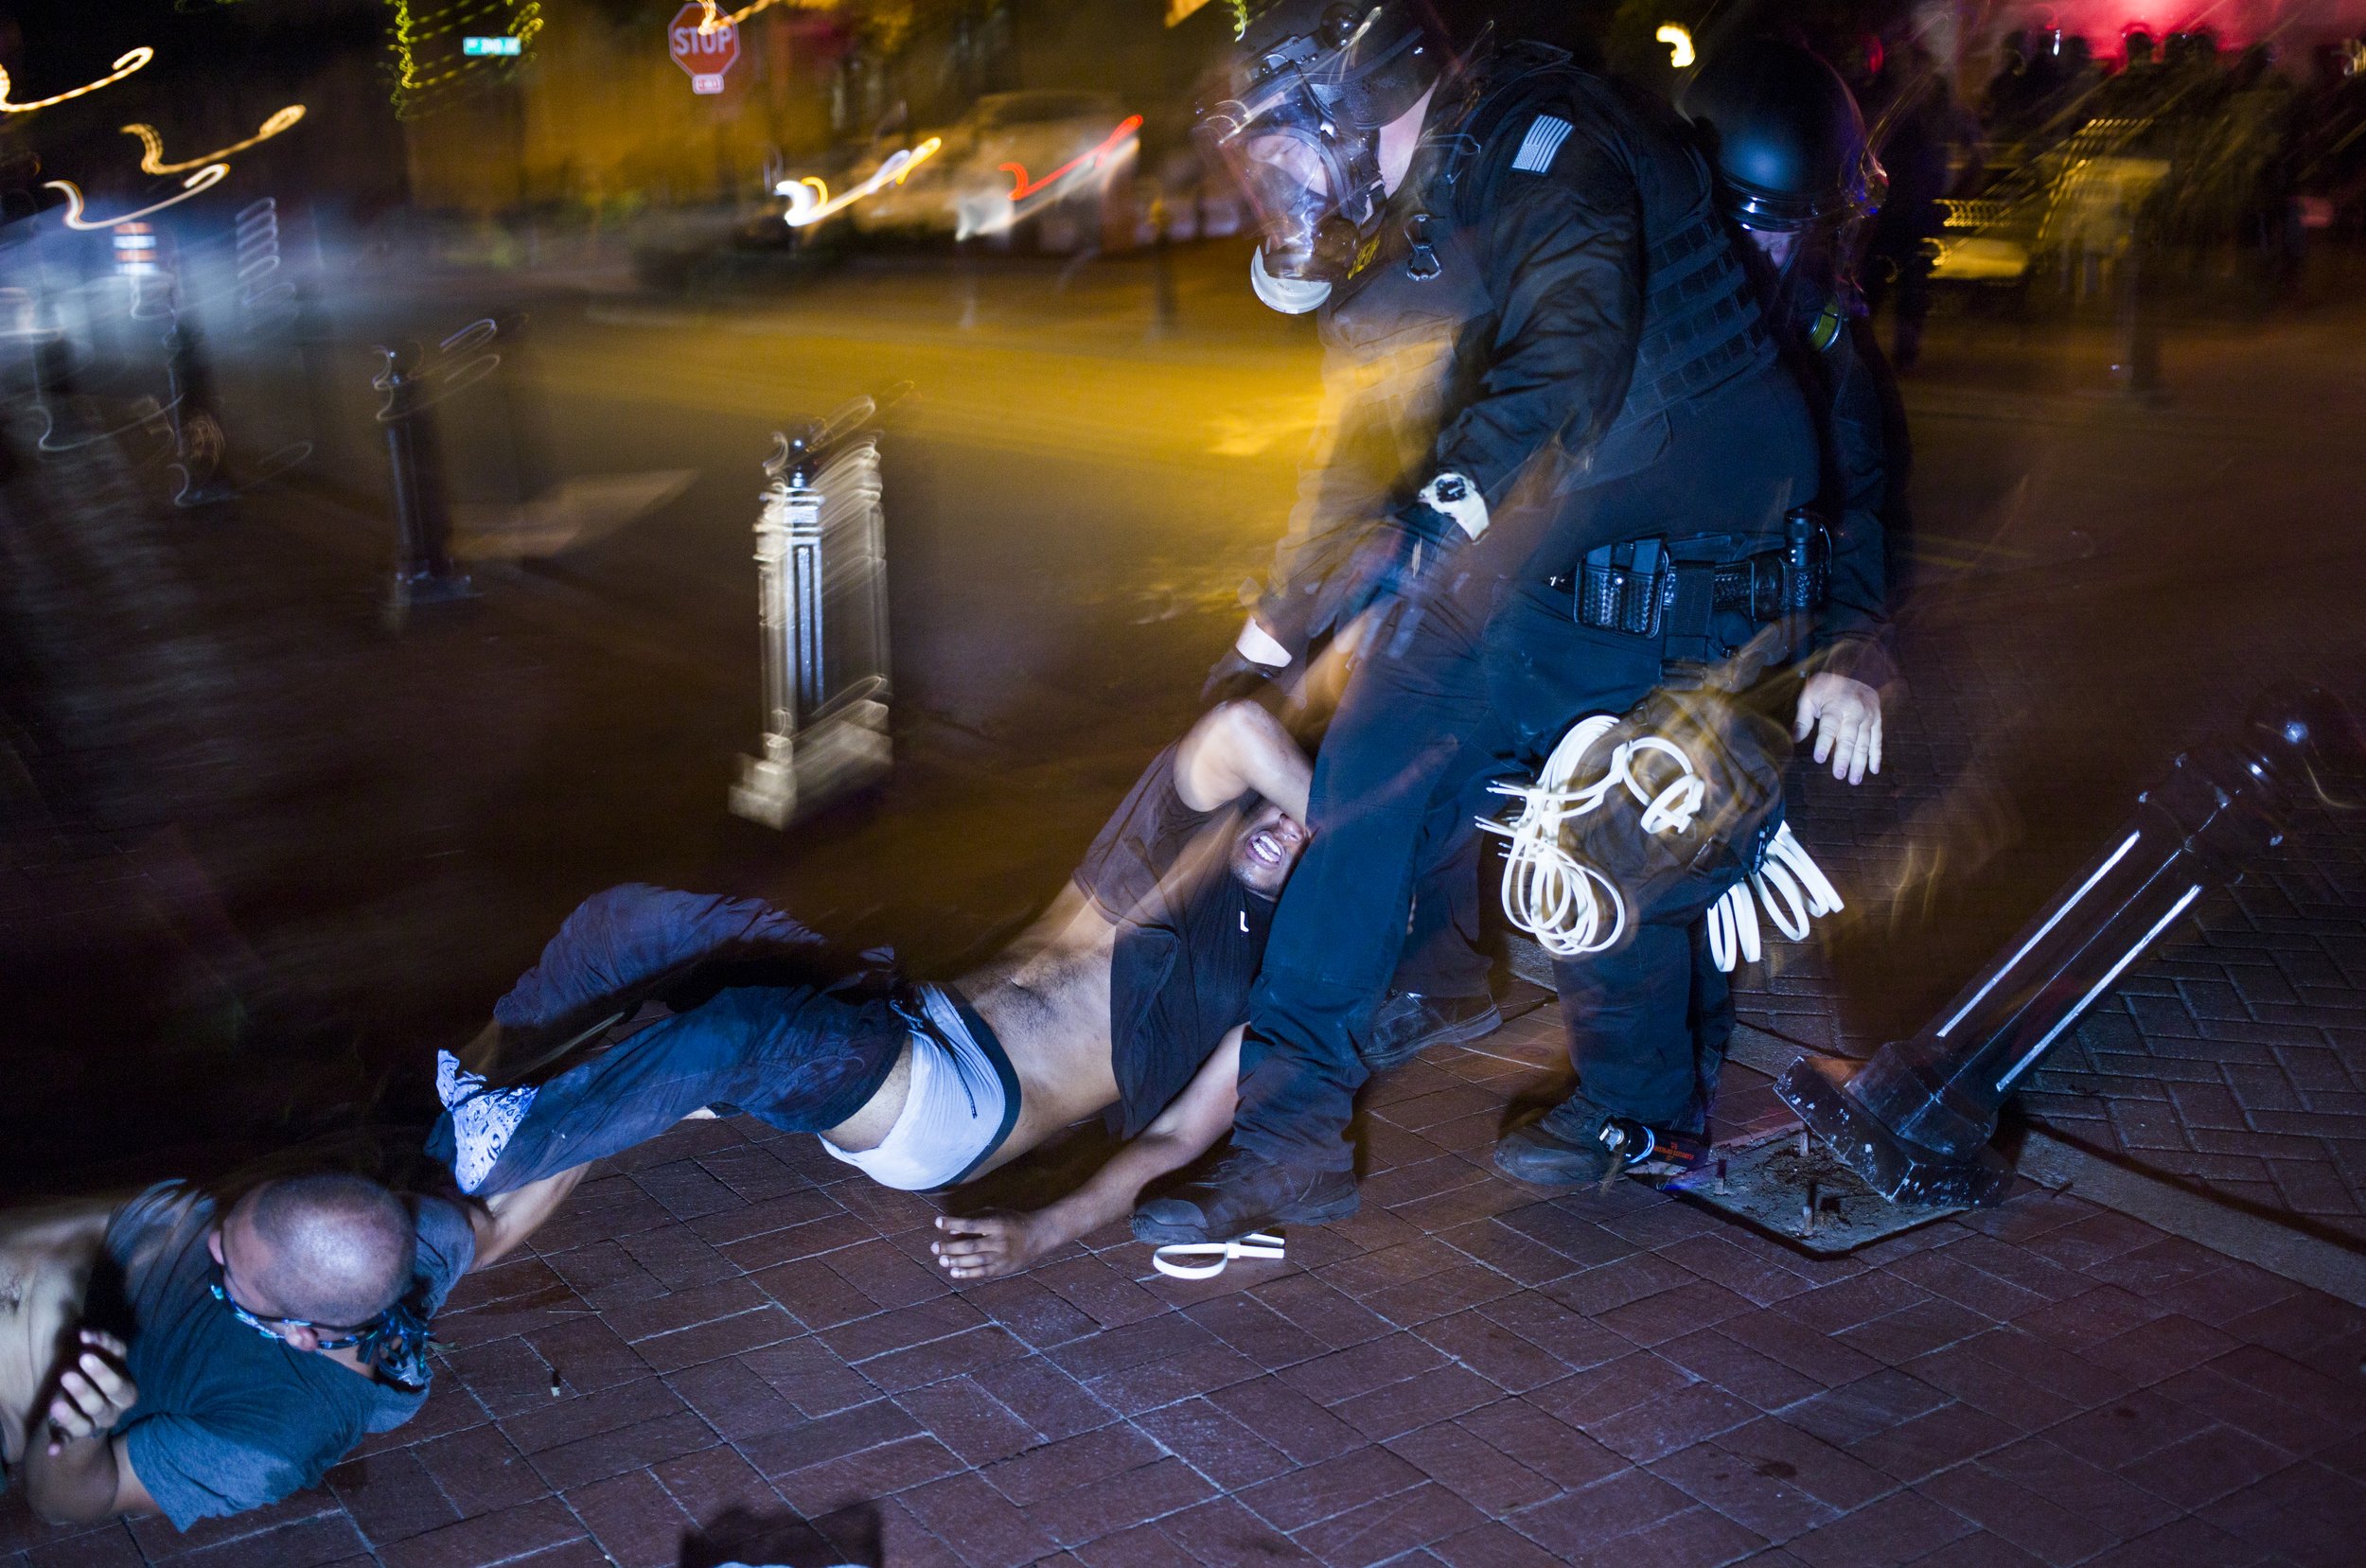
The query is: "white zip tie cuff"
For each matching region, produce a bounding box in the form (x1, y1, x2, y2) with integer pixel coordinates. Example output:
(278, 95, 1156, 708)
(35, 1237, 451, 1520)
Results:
(1487, 719, 1845, 972)
(1152, 1231, 1285, 1280)
(1708, 821, 1845, 973)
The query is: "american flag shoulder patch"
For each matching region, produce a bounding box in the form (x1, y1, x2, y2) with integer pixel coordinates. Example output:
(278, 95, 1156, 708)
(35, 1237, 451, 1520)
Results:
(1510, 114, 1575, 174)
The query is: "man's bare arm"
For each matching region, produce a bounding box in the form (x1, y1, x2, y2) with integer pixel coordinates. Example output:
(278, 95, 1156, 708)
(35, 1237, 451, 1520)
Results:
(1174, 701, 1312, 821)
(24, 1330, 156, 1524)
(466, 1165, 590, 1273)
(930, 1031, 1244, 1280)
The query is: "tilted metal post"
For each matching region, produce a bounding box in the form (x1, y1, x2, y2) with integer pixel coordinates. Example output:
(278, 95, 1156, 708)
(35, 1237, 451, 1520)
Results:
(1777, 685, 2360, 1207)
(731, 419, 892, 827)
(373, 340, 475, 625)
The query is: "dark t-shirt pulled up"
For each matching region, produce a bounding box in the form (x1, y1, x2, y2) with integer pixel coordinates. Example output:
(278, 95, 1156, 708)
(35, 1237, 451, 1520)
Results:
(1072, 743, 1275, 1138)
(92, 1182, 473, 1529)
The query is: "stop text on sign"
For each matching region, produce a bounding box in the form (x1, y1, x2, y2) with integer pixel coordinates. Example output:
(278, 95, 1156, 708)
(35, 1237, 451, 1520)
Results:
(668, 3, 739, 95)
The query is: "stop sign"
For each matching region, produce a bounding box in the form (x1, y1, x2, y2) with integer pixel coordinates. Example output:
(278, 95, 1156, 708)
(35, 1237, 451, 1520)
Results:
(668, 3, 739, 95)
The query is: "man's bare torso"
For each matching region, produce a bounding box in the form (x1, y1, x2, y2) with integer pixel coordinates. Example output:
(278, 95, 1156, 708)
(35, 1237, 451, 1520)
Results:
(0, 1201, 114, 1465)
(819, 886, 1123, 1168)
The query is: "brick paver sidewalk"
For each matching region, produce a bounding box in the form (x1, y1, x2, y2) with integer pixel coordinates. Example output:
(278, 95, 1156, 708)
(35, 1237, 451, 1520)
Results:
(8, 1006, 2361, 1568)
(1726, 335, 2366, 1242)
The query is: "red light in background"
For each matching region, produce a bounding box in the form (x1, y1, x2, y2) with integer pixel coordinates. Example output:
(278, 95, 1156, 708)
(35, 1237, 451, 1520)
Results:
(999, 115, 1144, 203)
(1998, 1, 2366, 58)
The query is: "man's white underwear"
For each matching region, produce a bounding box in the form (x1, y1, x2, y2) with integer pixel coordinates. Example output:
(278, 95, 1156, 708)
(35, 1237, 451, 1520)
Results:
(822, 985, 1015, 1191)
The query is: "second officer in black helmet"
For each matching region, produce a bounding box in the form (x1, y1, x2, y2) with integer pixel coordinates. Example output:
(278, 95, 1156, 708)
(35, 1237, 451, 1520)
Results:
(1484, 40, 1908, 1189)
(1138, 3, 1884, 1243)
(1682, 37, 1900, 701)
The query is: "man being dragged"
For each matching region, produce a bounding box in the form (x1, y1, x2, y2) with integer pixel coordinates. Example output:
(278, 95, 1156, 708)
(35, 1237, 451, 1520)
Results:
(431, 700, 1313, 1279)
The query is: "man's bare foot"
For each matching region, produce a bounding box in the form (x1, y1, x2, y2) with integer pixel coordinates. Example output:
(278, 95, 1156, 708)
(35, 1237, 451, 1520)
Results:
(930, 1212, 1048, 1281)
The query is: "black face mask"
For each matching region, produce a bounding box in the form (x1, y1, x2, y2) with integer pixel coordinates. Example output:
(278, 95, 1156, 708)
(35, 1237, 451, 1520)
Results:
(213, 1269, 437, 1391)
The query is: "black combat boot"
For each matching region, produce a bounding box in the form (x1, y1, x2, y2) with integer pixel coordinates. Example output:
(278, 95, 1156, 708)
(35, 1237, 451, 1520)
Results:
(1361, 991, 1503, 1073)
(1132, 1149, 1359, 1244)
(1494, 1096, 1706, 1188)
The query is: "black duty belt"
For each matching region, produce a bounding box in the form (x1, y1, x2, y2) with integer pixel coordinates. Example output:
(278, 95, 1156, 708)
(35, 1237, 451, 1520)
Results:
(1555, 515, 1830, 642)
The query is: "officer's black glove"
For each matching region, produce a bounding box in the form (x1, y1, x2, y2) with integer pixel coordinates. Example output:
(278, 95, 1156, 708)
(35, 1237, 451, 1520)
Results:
(1201, 648, 1274, 706)
(1308, 495, 1469, 643)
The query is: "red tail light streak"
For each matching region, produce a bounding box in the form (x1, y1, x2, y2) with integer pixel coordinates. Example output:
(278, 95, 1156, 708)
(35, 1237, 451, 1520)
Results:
(998, 115, 1144, 203)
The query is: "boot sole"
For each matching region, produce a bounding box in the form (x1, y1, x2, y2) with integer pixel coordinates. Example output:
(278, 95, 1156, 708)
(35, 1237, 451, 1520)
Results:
(1361, 1002, 1504, 1073)
(1130, 1187, 1360, 1247)
(1272, 1187, 1361, 1226)
(1491, 1142, 1612, 1188)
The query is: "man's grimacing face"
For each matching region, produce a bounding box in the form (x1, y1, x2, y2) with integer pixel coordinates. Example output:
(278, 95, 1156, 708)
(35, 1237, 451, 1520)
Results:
(1229, 801, 1313, 898)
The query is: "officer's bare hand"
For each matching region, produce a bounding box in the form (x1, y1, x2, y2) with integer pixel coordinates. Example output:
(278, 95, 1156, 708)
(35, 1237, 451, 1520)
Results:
(931, 1212, 1048, 1281)
(1793, 674, 1883, 785)
(45, 1330, 135, 1454)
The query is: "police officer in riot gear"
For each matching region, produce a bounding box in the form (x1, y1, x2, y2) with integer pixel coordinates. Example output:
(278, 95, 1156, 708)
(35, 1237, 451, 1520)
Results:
(1136, 1, 1881, 1243)
(1490, 40, 1900, 1186)
(1682, 38, 1896, 703)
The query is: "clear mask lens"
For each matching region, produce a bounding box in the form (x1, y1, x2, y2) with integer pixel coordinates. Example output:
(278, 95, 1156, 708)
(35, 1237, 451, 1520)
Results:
(1197, 75, 1374, 284)
(1250, 246, 1333, 313)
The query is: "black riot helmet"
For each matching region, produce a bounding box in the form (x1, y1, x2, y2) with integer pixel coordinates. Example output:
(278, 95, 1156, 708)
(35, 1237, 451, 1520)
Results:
(1197, 2, 1444, 298)
(1681, 40, 1883, 234)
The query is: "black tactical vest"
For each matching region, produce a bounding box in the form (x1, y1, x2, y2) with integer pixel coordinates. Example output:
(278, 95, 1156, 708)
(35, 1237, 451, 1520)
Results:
(1316, 45, 1774, 466)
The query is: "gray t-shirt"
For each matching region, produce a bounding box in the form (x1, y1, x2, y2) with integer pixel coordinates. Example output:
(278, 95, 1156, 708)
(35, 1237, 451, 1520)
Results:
(96, 1181, 474, 1529)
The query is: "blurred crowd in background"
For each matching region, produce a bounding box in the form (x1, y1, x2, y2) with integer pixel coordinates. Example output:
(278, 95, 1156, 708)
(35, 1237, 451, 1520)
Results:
(1843, 17, 2366, 367)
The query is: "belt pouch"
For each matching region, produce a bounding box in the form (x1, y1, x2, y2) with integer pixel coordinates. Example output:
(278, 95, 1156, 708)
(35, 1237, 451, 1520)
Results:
(1579, 537, 1669, 637)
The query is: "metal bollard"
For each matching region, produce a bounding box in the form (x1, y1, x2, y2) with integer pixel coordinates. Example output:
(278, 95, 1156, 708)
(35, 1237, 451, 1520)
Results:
(1148, 196, 1178, 338)
(372, 340, 476, 624)
(1778, 685, 2362, 1207)
(730, 409, 893, 828)
(166, 315, 235, 506)
(2108, 241, 2163, 398)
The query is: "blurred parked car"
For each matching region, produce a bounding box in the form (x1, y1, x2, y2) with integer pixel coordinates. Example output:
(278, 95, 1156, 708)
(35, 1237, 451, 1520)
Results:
(785, 91, 1141, 253)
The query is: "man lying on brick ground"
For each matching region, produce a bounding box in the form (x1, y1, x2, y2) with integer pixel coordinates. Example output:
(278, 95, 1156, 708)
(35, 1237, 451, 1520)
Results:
(429, 699, 1328, 1283)
(0, 1167, 569, 1529)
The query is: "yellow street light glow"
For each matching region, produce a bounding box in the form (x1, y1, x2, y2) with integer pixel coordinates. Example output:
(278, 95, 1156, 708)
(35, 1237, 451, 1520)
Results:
(45, 165, 231, 230)
(777, 137, 943, 227)
(1656, 24, 1695, 69)
(122, 106, 306, 176)
(697, 0, 832, 34)
(0, 46, 155, 115)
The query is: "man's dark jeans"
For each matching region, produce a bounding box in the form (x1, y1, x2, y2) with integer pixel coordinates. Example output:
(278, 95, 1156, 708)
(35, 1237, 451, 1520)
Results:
(455, 982, 907, 1195)
(427, 885, 907, 1195)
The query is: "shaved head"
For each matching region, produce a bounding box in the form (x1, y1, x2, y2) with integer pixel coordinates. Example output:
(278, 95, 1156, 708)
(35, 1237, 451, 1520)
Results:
(235, 1173, 415, 1327)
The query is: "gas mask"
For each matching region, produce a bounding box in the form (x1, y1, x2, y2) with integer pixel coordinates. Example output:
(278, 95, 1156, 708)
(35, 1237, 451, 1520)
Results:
(1197, 4, 1437, 308)
(1250, 246, 1335, 313)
